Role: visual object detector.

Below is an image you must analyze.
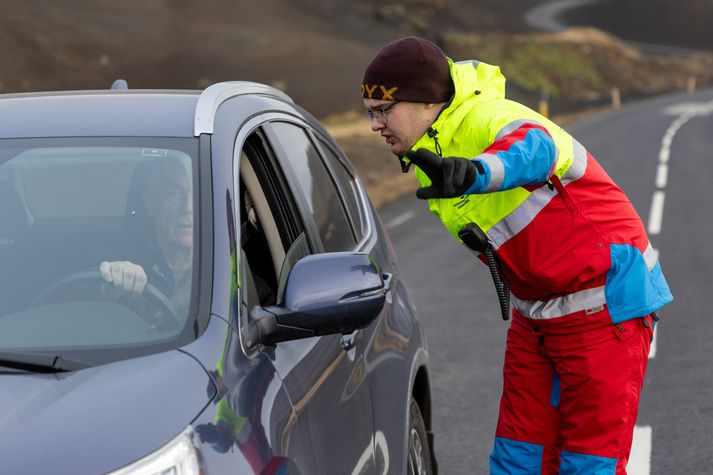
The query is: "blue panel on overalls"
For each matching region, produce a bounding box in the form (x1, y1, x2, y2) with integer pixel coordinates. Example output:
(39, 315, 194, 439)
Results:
(490, 437, 544, 474)
(559, 451, 617, 474)
(550, 370, 560, 408)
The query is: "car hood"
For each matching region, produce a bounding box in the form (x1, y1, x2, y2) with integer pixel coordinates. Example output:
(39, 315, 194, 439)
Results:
(0, 350, 214, 475)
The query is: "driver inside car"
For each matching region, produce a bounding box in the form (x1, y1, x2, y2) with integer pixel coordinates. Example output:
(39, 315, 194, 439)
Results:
(99, 156, 193, 316)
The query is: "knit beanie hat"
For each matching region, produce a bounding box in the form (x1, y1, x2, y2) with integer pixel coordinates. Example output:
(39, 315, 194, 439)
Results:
(361, 36, 454, 103)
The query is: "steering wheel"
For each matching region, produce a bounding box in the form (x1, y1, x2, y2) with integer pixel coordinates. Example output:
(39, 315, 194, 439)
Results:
(32, 270, 182, 329)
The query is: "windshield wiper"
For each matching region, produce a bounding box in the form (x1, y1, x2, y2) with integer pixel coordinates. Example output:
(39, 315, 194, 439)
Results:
(0, 351, 89, 373)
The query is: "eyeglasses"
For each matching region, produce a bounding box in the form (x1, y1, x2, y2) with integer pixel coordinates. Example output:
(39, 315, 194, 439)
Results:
(365, 101, 401, 124)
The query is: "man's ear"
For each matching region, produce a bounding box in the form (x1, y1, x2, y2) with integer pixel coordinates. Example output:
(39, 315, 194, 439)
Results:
(424, 102, 446, 111)
(421, 102, 445, 123)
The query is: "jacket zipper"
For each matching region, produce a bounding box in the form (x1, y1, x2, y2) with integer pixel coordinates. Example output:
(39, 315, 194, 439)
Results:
(427, 127, 442, 157)
(400, 126, 442, 172)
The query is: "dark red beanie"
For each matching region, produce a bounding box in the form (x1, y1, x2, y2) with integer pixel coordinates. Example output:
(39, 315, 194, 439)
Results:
(361, 36, 454, 103)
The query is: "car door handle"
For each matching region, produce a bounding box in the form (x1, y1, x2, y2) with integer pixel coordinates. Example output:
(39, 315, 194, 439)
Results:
(340, 330, 360, 351)
(383, 272, 394, 293)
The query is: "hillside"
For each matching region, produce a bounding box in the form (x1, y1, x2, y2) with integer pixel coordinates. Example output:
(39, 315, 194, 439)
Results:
(4, 0, 710, 119)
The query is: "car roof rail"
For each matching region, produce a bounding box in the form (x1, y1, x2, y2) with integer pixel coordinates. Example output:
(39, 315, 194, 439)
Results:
(194, 81, 293, 136)
(111, 79, 129, 90)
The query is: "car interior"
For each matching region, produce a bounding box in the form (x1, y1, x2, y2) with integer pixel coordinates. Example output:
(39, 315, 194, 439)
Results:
(0, 148, 191, 317)
(0, 172, 129, 314)
(237, 136, 312, 321)
(0, 177, 32, 313)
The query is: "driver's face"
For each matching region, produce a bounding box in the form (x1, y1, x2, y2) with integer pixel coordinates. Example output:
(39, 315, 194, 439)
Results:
(150, 160, 193, 249)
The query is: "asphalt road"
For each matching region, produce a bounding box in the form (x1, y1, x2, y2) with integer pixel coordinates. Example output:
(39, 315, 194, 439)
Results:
(523, 0, 702, 56)
(377, 88, 713, 474)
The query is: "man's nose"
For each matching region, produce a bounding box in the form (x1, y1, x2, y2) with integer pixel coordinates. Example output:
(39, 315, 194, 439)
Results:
(370, 118, 386, 132)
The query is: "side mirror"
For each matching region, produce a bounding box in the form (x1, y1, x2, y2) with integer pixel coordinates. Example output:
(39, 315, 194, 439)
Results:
(248, 252, 386, 346)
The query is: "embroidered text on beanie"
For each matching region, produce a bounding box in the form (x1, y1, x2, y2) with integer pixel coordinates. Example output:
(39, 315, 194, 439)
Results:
(361, 36, 454, 103)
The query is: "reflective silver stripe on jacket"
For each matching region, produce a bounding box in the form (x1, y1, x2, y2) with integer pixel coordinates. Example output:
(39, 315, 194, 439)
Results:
(511, 286, 607, 320)
(560, 139, 588, 185)
(643, 242, 657, 270)
(511, 242, 659, 319)
(488, 185, 556, 250)
(494, 119, 545, 141)
(478, 153, 504, 192)
(488, 139, 588, 251)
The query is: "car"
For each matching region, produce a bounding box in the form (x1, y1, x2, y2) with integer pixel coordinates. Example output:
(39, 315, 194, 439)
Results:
(0, 81, 435, 475)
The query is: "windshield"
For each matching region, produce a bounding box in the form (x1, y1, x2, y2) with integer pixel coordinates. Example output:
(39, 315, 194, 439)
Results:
(0, 137, 200, 365)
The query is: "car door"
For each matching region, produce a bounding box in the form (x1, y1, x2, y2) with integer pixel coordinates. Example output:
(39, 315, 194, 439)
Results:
(235, 122, 377, 475)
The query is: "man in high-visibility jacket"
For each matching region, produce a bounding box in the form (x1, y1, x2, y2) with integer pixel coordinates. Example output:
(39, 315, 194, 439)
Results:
(361, 36, 672, 474)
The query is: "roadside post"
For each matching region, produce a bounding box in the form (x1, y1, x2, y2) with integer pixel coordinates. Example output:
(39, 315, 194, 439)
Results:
(538, 87, 549, 118)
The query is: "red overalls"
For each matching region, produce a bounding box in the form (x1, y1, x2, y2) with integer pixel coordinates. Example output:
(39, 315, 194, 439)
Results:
(493, 308, 655, 474)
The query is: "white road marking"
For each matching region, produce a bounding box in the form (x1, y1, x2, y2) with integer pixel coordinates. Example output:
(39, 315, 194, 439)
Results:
(385, 210, 415, 229)
(655, 163, 668, 189)
(658, 135, 672, 164)
(647, 191, 665, 235)
(659, 113, 692, 164)
(658, 99, 713, 166)
(627, 425, 652, 475)
(661, 101, 713, 117)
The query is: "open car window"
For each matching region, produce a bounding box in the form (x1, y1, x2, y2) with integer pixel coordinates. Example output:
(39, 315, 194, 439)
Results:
(237, 130, 313, 342)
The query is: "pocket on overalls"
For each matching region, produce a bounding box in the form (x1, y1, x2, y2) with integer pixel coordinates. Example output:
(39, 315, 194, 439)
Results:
(611, 320, 634, 342)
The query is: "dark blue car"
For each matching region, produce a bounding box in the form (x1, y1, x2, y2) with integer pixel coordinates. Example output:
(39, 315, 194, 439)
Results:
(0, 82, 435, 474)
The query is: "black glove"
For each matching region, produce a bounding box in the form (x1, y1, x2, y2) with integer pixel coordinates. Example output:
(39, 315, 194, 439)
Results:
(405, 149, 478, 199)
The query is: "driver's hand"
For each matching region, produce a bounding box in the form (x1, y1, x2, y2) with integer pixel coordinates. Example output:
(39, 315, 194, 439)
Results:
(99, 261, 147, 293)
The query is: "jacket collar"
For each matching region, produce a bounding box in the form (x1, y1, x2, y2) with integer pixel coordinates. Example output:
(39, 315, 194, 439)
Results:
(410, 59, 507, 157)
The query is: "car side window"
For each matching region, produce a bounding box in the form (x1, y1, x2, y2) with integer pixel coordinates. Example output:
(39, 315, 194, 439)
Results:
(238, 130, 320, 319)
(314, 137, 367, 243)
(269, 122, 356, 253)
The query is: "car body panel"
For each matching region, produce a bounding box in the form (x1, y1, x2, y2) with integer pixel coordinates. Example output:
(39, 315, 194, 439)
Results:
(0, 350, 210, 474)
(181, 314, 303, 474)
(0, 92, 198, 138)
(361, 205, 434, 472)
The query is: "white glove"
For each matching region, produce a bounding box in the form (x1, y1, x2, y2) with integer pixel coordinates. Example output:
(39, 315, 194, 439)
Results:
(99, 261, 148, 293)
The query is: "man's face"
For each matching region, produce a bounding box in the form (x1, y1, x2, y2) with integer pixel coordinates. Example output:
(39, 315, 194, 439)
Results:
(364, 99, 435, 156)
(147, 160, 193, 250)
